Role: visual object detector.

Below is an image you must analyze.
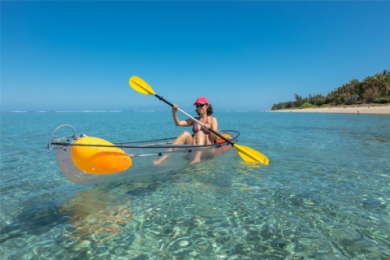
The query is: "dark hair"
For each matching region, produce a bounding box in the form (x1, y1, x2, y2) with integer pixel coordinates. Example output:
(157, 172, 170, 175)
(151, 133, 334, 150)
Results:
(195, 104, 213, 116)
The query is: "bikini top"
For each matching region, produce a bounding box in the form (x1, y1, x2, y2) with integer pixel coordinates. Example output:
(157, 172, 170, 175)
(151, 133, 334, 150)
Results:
(192, 116, 209, 134)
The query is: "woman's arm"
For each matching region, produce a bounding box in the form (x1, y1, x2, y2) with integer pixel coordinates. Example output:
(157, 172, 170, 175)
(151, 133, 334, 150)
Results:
(172, 104, 193, 127)
(204, 117, 219, 141)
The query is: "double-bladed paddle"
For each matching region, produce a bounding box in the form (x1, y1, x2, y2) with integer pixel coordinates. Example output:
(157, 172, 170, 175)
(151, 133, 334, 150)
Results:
(129, 76, 269, 165)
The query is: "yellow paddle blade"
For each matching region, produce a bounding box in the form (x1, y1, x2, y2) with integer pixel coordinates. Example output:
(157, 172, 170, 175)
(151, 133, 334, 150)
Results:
(129, 76, 156, 96)
(234, 144, 269, 165)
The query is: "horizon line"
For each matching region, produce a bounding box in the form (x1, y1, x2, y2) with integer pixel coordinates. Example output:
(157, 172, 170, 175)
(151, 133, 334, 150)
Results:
(0, 110, 267, 113)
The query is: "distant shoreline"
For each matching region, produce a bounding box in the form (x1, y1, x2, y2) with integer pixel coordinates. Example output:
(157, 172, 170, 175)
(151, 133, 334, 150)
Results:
(266, 104, 390, 115)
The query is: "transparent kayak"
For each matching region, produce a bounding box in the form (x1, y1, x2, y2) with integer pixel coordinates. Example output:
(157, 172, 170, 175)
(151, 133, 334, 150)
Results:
(48, 125, 239, 184)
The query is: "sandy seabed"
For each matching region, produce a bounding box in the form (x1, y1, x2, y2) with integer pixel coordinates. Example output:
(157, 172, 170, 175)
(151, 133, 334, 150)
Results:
(266, 104, 390, 115)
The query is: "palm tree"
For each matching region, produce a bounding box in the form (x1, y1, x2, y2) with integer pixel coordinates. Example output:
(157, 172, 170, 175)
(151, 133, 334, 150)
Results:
(349, 78, 360, 102)
(362, 76, 374, 101)
(365, 87, 380, 103)
(338, 83, 352, 104)
(294, 93, 303, 107)
(383, 76, 390, 98)
(380, 70, 390, 98)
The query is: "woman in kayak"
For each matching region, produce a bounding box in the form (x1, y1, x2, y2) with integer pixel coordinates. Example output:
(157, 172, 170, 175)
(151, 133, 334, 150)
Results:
(153, 97, 219, 165)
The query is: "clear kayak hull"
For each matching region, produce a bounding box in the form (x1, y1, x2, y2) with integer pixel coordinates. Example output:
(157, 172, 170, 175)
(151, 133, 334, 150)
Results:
(48, 125, 239, 184)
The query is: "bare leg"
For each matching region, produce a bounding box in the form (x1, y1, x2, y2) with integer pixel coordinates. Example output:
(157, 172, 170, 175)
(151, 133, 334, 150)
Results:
(190, 131, 207, 165)
(153, 131, 193, 165)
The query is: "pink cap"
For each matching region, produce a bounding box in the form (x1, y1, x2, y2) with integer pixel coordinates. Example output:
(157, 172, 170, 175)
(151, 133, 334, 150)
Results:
(194, 97, 209, 105)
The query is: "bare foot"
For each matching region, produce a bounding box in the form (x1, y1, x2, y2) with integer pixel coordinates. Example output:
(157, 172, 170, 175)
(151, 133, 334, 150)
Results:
(153, 155, 168, 165)
(153, 159, 164, 165)
(189, 157, 201, 165)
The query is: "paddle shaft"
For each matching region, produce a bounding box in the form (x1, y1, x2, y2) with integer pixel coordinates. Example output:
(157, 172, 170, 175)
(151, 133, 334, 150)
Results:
(154, 94, 234, 145)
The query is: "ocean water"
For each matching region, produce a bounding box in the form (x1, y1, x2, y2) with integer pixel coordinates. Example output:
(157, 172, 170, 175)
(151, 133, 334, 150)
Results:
(1, 111, 390, 259)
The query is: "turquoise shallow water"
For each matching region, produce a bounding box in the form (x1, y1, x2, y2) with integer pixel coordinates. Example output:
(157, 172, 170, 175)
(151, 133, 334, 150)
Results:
(1, 112, 390, 259)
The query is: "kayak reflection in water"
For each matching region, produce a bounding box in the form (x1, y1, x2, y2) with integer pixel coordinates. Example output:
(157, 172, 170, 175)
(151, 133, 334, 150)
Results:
(153, 97, 219, 165)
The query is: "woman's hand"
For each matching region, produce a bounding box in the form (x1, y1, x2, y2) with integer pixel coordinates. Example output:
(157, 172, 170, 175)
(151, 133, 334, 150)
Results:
(203, 123, 210, 131)
(172, 104, 179, 111)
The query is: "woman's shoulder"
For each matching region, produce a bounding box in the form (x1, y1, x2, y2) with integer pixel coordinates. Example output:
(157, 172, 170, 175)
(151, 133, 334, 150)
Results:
(209, 116, 217, 122)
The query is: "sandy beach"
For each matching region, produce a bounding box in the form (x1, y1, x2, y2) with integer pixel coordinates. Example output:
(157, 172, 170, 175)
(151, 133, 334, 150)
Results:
(267, 104, 390, 115)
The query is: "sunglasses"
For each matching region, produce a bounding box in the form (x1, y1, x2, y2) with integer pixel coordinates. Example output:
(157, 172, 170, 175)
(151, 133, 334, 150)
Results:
(196, 104, 207, 108)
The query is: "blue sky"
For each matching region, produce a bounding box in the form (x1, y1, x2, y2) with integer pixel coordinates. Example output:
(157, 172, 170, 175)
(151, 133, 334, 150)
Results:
(1, 1, 389, 112)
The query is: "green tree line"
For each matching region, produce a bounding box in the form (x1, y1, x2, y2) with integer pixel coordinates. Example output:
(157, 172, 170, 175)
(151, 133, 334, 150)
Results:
(271, 69, 390, 110)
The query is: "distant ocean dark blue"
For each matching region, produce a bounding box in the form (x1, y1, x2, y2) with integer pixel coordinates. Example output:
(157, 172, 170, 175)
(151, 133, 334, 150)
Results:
(1, 111, 389, 259)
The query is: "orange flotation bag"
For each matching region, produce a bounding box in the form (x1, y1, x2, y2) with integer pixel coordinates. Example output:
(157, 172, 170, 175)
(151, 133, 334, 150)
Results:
(216, 134, 232, 143)
(71, 137, 132, 174)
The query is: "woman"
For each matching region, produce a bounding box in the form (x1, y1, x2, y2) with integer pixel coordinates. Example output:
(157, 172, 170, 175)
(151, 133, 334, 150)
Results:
(153, 97, 219, 165)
